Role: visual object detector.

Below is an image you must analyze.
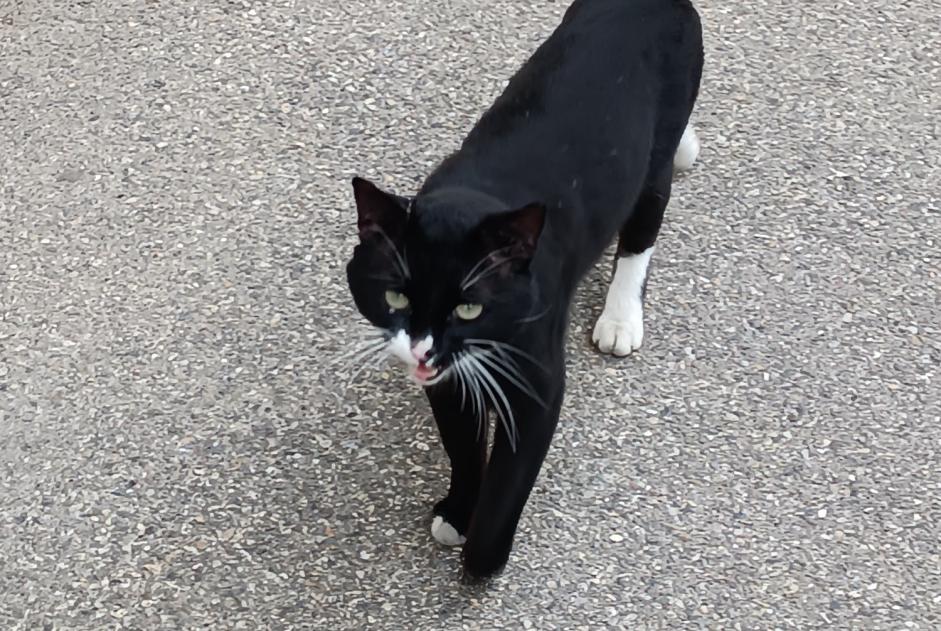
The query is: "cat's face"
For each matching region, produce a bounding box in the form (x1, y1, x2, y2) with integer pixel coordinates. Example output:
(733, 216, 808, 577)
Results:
(346, 177, 545, 386)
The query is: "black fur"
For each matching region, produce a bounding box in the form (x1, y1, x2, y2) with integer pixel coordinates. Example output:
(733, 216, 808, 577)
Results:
(347, 0, 703, 579)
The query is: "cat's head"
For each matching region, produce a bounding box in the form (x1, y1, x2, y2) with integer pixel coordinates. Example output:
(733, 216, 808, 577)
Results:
(346, 177, 546, 387)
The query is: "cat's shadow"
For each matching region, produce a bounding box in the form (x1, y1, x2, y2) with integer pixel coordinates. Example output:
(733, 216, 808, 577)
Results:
(313, 358, 471, 575)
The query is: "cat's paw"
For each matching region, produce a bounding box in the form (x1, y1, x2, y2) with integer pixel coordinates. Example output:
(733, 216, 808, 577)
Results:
(673, 123, 700, 172)
(431, 515, 467, 546)
(461, 539, 510, 581)
(592, 305, 644, 356)
(432, 495, 473, 546)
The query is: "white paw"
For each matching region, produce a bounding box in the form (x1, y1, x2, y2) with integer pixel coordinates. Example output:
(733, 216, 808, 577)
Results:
(673, 123, 700, 171)
(431, 515, 466, 546)
(592, 305, 644, 356)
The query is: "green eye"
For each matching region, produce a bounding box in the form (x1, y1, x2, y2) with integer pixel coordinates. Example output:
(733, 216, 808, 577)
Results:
(455, 303, 483, 320)
(385, 290, 409, 310)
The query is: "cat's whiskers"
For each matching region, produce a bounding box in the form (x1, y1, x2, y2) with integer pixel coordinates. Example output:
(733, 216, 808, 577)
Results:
(344, 342, 389, 391)
(460, 246, 514, 291)
(462, 352, 518, 452)
(353, 338, 388, 360)
(470, 348, 546, 410)
(464, 338, 548, 373)
(452, 355, 483, 438)
(342, 332, 389, 355)
(331, 325, 386, 344)
(468, 365, 486, 442)
(371, 226, 410, 279)
(453, 356, 469, 411)
(454, 351, 486, 440)
(462, 354, 487, 442)
(457, 339, 553, 451)
(350, 331, 390, 346)
(335, 334, 388, 369)
(515, 306, 552, 325)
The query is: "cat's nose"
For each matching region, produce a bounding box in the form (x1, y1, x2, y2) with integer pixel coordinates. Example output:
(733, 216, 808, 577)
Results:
(411, 335, 434, 362)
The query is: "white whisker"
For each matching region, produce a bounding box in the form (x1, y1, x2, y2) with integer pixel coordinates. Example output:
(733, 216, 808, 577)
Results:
(469, 368, 486, 441)
(331, 328, 388, 350)
(457, 352, 486, 441)
(515, 306, 552, 324)
(345, 327, 391, 344)
(455, 354, 475, 413)
(454, 356, 468, 411)
(336, 338, 388, 373)
(372, 225, 410, 279)
(464, 338, 548, 373)
(461, 260, 506, 291)
(470, 348, 547, 410)
(344, 345, 388, 390)
(460, 246, 514, 290)
(464, 353, 517, 451)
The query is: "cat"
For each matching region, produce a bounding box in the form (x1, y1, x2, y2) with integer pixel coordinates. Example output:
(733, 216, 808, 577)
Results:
(346, 0, 703, 580)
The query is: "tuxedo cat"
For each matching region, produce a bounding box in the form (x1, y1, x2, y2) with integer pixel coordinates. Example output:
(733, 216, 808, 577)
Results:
(347, 0, 703, 579)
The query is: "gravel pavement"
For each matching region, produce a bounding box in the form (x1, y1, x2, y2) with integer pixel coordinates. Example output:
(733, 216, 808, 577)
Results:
(2, 0, 940, 629)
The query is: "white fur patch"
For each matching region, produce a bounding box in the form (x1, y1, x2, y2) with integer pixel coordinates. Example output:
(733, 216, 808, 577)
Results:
(388, 330, 448, 385)
(413, 334, 434, 362)
(431, 515, 466, 546)
(388, 330, 415, 366)
(593, 247, 653, 356)
(673, 123, 700, 171)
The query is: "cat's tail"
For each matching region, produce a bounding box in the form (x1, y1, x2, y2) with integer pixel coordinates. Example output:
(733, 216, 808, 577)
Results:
(673, 123, 700, 172)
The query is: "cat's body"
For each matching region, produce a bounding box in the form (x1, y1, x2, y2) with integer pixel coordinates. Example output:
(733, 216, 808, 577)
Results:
(347, 0, 703, 579)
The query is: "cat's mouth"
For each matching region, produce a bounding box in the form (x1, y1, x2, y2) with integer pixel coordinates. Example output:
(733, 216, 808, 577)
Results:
(411, 361, 440, 385)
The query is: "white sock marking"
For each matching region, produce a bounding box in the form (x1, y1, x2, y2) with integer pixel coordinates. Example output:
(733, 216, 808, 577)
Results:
(673, 123, 700, 171)
(592, 247, 653, 356)
(431, 515, 466, 546)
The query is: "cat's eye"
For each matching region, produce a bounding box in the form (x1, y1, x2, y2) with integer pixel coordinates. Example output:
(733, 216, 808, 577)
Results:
(454, 303, 483, 320)
(385, 290, 410, 310)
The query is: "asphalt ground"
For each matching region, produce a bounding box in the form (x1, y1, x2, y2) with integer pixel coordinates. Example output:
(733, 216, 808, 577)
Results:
(1, 0, 939, 628)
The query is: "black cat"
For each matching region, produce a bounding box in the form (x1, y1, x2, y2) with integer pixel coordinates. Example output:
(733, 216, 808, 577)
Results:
(346, 0, 703, 579)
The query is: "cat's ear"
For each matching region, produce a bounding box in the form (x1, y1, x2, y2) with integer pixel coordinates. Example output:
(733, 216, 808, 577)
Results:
(351, 177, 410, 240)
(476, 202, 546, 260)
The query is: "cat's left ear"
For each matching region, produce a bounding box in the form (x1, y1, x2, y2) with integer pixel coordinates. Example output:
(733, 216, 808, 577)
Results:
(476, 202, 546, 260)
(351, 177, 411, 241)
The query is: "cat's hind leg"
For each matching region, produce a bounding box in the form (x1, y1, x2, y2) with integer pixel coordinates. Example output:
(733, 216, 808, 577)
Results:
(593, 167, 672, 356)
(425, 384, 487, 546)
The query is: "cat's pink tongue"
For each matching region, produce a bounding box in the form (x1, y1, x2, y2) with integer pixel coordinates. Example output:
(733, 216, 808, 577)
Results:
(414, 363, 438, 382)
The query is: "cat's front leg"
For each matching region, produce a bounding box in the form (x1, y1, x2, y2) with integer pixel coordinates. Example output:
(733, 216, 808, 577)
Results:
(460, 369, 564, 580)
(594, 166, 673, 356)
(425, 384, 487, 546)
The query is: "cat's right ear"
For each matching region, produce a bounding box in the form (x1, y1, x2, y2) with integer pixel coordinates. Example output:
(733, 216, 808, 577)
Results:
(475, 202, 546, 261)
(351, 177, 409, 241)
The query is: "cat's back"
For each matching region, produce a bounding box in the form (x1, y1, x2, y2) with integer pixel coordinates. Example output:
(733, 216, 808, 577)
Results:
(558, 0, 699, 40)
(436, 0, 701, 190)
